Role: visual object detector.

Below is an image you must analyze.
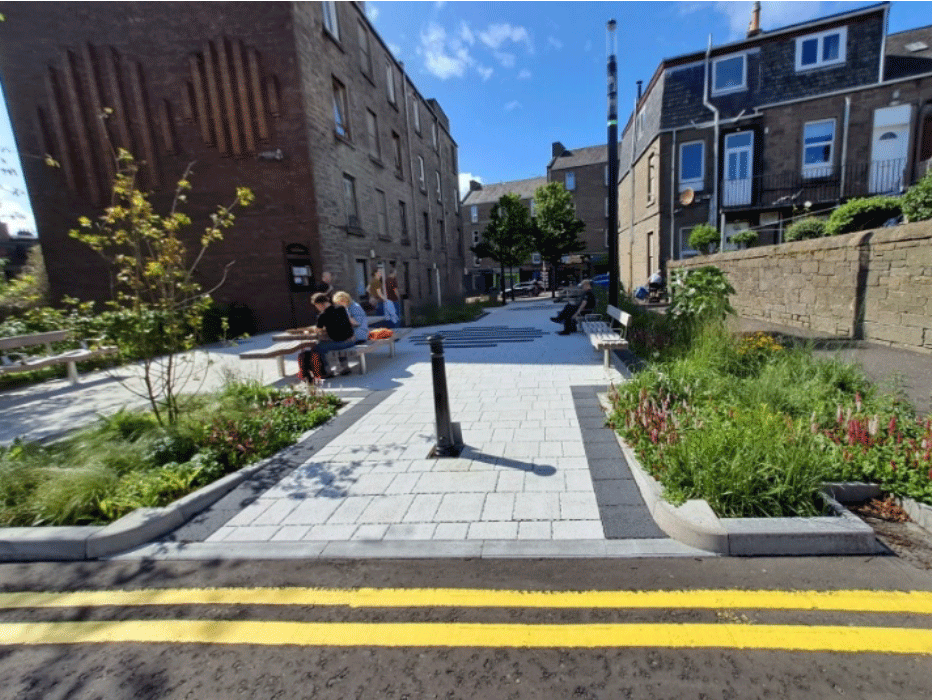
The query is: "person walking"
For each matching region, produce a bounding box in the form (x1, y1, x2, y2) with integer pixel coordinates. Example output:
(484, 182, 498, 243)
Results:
(367, 268, 385, 315)
(385, 267, 401, 327)
(550, 279, 596, 335)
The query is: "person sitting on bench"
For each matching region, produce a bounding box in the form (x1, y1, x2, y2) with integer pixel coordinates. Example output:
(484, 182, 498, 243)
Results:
(333, 291, 369, 344)
(299, 293, 357, 381)
(551, 279, 595, 335)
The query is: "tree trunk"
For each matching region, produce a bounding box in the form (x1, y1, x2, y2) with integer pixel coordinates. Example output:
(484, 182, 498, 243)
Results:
(500, 262, 506, 305)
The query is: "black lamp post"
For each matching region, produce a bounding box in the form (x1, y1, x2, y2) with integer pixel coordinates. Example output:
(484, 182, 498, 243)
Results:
(607, 19, 620, 309)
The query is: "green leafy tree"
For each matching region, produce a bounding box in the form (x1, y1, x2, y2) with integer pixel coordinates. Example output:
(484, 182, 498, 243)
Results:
(531, 181, 585, 296)
(901, 169, 932, 223)
(70, 149, 254, 425)
(470, 193, 535, 304)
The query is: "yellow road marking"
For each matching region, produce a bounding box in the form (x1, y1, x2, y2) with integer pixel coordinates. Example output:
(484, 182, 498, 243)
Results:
(1, 620, 930, 654)
(0, 588, 931, 614)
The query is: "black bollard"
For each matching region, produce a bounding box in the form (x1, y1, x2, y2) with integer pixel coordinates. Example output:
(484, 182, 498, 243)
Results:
(428, 335, 463, 457)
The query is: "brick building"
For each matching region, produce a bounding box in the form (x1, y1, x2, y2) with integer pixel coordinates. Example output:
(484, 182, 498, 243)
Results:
(0, 1, 463, 331)
(617, 1, 932, 293)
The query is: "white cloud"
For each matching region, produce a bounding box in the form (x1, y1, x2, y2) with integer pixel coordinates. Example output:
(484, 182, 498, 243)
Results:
(418, 22, 473, 79)
(366, 3, 379, 22)
(476, 64, 494, 81)
(459, 173, 483, 198)
(504, 100, 521, 112)
(478, 23, 533, 53)
(435, 1, 446, 8)
(715, 1, 837, 40)
(584, 40, 592, 53)
(0, 199, 37, 235)
(547, 36, 563, 50)
(494, 51, 516, 68)
(458, 22, 475, 45)
(517, 69, 532, 79)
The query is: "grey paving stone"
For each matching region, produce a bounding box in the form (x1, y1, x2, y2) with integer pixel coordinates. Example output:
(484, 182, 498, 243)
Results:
(600, 506, 666, 538)
(594, 479, 646, 506)
(587, 458, 628, 481)
(583, 441, 624, 460)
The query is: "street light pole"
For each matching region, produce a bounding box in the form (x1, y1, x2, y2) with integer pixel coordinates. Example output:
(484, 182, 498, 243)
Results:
(606, 20, 620, 309)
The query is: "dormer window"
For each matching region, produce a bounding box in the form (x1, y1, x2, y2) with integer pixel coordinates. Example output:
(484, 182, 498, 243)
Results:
(795, 27, 847, 71)
(712, 54, 746, 95)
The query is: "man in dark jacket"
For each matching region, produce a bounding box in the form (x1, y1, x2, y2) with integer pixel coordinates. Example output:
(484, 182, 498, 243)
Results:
(551, 280, 596, 335)
(300, 292, 357, 381)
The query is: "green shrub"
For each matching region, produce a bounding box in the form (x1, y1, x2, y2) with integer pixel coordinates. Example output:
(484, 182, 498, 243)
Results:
(731, 230, 758, 248)
(901, 169, 932, 223)
(688, 224, 719, 255)
(824, 196, 901, 237)
(410, 302, 486, 327)
(668, 266, 735, 329)
(784, 217, 826, 242)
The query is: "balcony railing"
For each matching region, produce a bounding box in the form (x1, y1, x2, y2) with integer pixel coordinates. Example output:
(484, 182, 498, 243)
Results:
(721, 158, 910, 210)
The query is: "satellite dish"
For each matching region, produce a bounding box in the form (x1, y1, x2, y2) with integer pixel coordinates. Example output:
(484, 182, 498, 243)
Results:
(680, 188, 695, 206)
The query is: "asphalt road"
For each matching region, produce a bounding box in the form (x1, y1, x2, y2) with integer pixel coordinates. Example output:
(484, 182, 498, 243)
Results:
(1, 556, 931, 699)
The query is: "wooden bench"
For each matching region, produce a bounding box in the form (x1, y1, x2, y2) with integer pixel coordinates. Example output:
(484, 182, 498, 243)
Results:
(328, 328, 411, 375)
(239, 338, 317, 377)
(0, 330, 118, 384)
(579, 305, 630, 368)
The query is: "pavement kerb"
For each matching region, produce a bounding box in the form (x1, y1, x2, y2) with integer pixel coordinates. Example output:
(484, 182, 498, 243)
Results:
(597, 394, 884, 556)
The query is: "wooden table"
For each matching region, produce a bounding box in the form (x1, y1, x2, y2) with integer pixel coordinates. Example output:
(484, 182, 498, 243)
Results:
(239, 331, 318, 377)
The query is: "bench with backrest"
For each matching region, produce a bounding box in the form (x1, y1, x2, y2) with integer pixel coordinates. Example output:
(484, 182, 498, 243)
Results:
(579, 305, 630, 368)
(0, 330, 118, 384)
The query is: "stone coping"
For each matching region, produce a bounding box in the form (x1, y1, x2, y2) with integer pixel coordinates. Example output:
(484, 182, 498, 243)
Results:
(597, 394, 885, 556)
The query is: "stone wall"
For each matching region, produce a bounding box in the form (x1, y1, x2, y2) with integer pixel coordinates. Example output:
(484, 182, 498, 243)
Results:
(668, 221, 932, 352)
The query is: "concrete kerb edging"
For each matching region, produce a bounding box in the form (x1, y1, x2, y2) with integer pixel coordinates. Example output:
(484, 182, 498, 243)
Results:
(596, 394, 884, 556)
(0, 454, 271, 562)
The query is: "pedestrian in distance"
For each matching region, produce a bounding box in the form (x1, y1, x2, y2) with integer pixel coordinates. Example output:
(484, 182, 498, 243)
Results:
(551, 279, 596, 335)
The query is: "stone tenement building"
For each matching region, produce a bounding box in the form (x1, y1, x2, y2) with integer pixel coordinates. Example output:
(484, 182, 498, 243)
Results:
(0, 2, 463, 330)
(618, 1, 932, 293)
(461, 141, 616, 293)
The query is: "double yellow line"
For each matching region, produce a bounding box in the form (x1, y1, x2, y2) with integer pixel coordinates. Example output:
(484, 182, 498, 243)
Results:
(1, 587, 931, 654)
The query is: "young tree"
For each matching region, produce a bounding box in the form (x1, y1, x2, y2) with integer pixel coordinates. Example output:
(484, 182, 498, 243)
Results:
(70, 149, 254, 425)
(531, 181, 585, 296)
(470, 193, 535, 305)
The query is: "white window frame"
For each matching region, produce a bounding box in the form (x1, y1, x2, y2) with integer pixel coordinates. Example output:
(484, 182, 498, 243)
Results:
(801, 118, 836, 178)
(679, 226, 700, 259)
(343, 174, 358, 227)
(431, 121, 438, 149)
(795, 27, 847, 72)
(435, 171, 442, 202)
(332, 77, 350, 139)
(711, 54, 747, 95)
(417, 155, 425, 190)
(453, 188, 459, 212)
(470, 205, 478, 223)
(679, 140, 704, 192)
(385, 62, 396, 105)
(565, 171, 575, 191)
(322, 1, 339, 41)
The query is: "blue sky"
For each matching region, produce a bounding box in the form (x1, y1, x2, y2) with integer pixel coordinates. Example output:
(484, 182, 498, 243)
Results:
(2, 1, 930, 237)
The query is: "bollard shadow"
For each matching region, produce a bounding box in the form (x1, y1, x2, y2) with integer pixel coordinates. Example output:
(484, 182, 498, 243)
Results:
(464, 448, 557, 476)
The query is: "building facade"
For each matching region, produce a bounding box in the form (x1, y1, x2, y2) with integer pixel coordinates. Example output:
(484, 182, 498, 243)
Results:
(0, 1, 463, 331)
(617, 1, 932, 293)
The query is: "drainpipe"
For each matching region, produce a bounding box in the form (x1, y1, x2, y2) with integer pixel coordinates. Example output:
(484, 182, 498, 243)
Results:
(670, 128, 678, 262)
(702, 35, 721, 245)
(629, 95, 636, 293)
(401, 63, 420, 264)
(840, 96, 851, 200)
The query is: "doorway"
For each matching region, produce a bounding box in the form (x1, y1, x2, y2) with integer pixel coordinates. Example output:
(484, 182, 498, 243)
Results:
(870, 104, 912, 194)
(723, 131, 754, 207)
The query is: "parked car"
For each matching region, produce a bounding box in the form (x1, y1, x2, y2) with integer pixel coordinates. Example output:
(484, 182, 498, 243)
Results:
(506, 281, 543, 297)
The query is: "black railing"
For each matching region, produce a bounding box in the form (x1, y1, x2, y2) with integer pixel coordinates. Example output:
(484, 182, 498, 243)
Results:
(721, 159, 910, 210)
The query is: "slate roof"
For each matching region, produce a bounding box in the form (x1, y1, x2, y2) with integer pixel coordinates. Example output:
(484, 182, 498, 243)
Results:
(550, 144, 608, 170)
(885, 25, 932, 80)
(461, 176, 547, 205)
